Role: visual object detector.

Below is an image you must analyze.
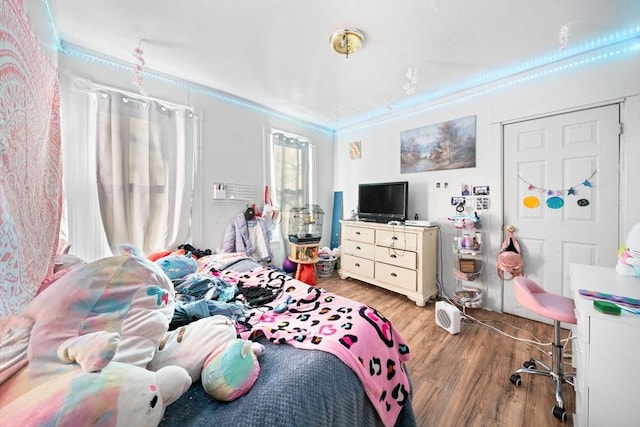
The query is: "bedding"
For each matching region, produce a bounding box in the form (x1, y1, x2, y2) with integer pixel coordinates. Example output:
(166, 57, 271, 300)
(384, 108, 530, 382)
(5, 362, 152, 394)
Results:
(161, 253, 417, 427)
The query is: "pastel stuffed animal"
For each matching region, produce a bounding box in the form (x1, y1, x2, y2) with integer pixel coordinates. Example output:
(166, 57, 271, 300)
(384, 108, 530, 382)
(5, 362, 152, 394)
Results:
(0, 254, 262, 427)
(616, 223, 640, 277)
(0, 331, 191, 426)
(0, 256, 182, 424)
(148, 315, 264, 402)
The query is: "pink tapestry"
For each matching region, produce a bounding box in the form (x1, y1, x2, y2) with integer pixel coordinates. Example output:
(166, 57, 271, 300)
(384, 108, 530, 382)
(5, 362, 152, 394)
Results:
(0, 0, 62, 316)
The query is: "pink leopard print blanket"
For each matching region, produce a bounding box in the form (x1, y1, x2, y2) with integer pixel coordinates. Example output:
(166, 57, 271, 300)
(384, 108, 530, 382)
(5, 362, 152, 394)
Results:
(226, 267, 411, 427)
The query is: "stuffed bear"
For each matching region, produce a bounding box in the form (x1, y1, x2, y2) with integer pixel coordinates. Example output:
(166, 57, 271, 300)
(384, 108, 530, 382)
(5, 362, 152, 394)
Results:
(616, 223, 640, 277)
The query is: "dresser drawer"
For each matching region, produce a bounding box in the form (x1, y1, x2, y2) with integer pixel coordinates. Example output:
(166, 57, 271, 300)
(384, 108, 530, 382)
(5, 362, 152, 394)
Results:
(342, 225, 375, 244)
(376, 229, 418, 251)
(343, 240, 375, 259)
(341, 254, 375, 278)
(375, 245, 417, 269)
(374, 262, 417, 292)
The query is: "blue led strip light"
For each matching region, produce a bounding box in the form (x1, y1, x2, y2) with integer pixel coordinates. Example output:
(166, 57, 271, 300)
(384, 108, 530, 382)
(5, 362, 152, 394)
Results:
(58, 44, 335, 136)
(41, 0, 638, 134)
(340, 38, 640, 134)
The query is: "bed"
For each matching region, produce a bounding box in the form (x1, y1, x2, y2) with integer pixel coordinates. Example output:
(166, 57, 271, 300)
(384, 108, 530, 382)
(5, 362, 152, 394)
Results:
(160, 252, 417, 426)
(0, 249, 417, 427)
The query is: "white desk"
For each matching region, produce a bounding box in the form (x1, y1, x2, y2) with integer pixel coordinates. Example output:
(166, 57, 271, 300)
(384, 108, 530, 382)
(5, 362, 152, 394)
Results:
(569, 263, 640, 427)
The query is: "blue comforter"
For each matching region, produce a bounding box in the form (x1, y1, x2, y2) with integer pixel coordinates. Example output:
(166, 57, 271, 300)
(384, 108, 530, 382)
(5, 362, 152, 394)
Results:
(161, 336, 417, 426)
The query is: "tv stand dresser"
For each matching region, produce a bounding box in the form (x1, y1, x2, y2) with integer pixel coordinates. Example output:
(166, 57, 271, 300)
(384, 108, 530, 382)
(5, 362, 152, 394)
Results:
(339, 220, 438, 306)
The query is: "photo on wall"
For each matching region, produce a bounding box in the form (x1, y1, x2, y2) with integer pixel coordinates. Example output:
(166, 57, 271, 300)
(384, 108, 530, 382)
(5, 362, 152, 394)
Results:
(349, 140, 361, 160)
(400, 115, 476, 173)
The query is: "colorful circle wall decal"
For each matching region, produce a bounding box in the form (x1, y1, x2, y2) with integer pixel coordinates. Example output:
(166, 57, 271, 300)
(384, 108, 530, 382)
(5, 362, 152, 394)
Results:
(546, 196, 564, 209)
(523, 196, 540, 208)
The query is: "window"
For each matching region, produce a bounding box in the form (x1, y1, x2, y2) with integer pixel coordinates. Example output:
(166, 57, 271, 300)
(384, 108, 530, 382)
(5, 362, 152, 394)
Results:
(265, 129, 316, 263)
(62, 78, 198, 260)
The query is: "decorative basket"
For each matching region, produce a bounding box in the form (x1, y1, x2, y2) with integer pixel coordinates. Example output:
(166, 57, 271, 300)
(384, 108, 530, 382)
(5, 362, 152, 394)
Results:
(453, 259, 483, 281)
(317, 257, 338, 277)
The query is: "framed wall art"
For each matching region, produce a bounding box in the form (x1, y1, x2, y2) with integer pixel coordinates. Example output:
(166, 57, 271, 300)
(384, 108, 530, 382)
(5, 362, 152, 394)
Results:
(400, 115, 476, 173)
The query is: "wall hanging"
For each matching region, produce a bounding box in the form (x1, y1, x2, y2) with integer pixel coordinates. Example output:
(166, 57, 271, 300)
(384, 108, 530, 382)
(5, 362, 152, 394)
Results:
(519, 170, 596, 210)
(400, 115, 476, 173)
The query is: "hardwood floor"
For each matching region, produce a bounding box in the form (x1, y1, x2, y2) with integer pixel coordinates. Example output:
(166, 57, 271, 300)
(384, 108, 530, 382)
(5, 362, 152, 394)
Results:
(316, 274, 575, 427)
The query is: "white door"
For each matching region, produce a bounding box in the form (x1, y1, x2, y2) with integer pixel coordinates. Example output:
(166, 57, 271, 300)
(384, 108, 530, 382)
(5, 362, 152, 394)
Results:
(503, 104, 621, 321)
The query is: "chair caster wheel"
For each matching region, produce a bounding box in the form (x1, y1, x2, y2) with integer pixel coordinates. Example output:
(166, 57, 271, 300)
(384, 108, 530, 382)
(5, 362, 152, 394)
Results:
(523, 359, 536, 369)
(510, 373, 522, 386)
(552, 405, 567, 422)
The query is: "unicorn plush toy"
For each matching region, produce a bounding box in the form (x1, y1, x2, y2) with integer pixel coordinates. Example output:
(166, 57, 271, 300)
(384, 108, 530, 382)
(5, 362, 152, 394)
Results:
(616, 223, 640, 277)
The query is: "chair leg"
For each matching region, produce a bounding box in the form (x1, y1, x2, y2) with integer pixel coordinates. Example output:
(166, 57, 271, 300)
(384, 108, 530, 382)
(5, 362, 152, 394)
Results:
(509, 320, 575, 422)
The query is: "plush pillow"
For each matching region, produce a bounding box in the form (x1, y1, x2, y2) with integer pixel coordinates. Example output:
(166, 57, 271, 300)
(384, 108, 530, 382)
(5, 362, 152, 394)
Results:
(155, 253, 198, 280)
(147, 250, 172, 262)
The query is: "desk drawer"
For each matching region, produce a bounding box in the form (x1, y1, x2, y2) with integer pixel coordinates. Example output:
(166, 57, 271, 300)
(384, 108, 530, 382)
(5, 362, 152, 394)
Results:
(341, 254, 374, 278)
(375, 245, 417, 269)
(375, 262, 417, 292)
(343, 240, 375, 259)
(376, 229, 418, 251)
(342, 225, 375, 243)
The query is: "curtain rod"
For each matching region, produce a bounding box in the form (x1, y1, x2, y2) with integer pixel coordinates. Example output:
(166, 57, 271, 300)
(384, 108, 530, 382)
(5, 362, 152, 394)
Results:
(70, 75, 197, 114)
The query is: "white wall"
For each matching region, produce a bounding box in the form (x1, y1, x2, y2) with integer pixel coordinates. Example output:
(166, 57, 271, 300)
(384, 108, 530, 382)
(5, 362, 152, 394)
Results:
(334, 44, 640, 312)
(23, 0, 58, 64)
(57, 54, 335, 266)
(27, 0, 640, 310)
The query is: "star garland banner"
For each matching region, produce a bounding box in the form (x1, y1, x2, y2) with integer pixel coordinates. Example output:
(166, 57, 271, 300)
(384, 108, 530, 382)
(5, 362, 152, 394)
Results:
(518, 170, 596, 209)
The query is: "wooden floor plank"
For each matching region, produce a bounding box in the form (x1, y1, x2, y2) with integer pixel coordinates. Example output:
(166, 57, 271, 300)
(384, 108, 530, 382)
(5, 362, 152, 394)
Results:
(317, 274, 575, 427)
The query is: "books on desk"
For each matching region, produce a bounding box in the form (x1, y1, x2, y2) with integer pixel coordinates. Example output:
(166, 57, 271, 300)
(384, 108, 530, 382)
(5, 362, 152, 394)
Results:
(579, 289, 640, 308)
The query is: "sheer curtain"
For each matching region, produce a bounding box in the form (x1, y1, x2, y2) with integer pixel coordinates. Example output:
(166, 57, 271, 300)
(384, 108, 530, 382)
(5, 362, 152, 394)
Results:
(266, 130, 315, 265)
(95, 90, 196, 255)
(61, 76, 197, 260)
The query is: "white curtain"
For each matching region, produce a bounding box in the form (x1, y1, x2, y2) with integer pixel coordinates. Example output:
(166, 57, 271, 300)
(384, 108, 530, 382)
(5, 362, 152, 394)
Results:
(95, 90, 196, 255)
(61, 76, 197, 261)
(266, 131, 315, 262)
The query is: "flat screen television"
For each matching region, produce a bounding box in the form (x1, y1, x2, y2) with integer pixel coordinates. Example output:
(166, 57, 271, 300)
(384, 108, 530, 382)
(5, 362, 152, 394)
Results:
(358, 181, 409, 223)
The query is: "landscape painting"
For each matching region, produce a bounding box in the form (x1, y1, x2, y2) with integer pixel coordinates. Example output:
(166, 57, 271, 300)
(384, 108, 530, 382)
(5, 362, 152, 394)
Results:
(401, 115, 476, 173)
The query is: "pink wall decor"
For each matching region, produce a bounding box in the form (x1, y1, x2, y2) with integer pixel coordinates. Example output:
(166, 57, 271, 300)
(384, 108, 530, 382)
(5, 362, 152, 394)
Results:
(0, 0, 63, 315)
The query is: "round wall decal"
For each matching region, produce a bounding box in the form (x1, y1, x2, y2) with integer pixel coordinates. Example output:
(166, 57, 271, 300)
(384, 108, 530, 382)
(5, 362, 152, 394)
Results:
(523, 196, 540, 208)
(546, 196, 564, 209)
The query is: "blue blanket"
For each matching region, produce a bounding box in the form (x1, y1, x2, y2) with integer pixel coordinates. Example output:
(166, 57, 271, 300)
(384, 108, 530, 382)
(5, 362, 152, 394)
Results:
(161, 336, 417, 426)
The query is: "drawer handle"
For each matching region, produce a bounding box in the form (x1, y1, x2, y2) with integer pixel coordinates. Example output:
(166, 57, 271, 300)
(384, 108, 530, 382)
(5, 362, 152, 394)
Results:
(356, 246, 361, 250)
(392, 236, 398, 240)
(390, 254, 397, 258)
(356, 231, 361, 235)
(391, 273, 398, 277)
(355, 263, 360, 267)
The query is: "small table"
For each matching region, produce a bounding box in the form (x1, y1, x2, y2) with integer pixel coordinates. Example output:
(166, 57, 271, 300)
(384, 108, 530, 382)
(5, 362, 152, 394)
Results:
(289, 242, 319, 285)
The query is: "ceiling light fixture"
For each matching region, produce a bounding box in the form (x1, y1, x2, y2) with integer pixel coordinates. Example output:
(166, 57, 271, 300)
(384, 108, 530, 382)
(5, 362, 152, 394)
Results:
(330, 28, 365, 58)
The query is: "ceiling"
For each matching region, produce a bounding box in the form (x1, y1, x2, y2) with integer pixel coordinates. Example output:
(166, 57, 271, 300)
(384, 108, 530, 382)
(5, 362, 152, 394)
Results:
(48, 1, 640, 131)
